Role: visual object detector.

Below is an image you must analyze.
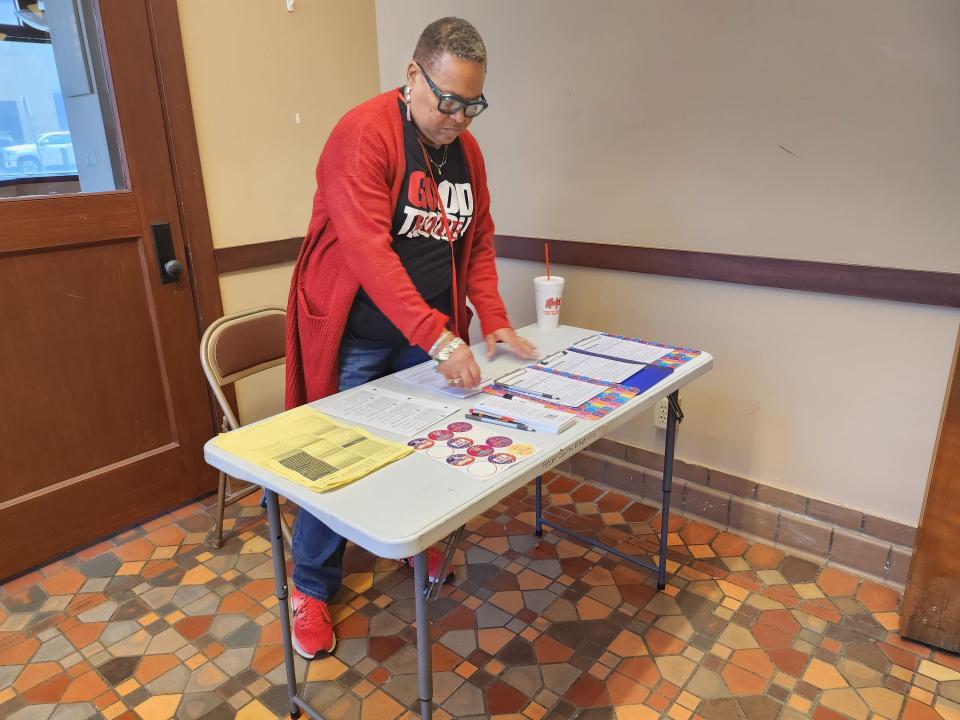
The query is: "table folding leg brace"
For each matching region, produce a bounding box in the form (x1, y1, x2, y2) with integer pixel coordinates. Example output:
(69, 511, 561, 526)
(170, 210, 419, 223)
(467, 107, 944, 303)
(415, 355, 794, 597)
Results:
(265, 490, 456, 719)
(535, 391, 683, 590)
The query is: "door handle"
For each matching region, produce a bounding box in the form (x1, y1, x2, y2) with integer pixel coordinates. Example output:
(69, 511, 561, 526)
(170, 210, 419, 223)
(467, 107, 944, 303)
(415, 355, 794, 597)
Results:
(163, 259, 184, 279)
(151, 223, 183, 284)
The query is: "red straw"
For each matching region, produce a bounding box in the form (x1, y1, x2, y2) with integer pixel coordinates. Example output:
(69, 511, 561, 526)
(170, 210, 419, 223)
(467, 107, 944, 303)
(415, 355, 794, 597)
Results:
(544, 242, 551, 280)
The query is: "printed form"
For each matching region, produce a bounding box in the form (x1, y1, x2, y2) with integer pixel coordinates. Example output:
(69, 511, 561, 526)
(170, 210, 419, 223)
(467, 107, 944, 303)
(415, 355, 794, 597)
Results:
(494, 367, 607, 408)
(572, 334, 673, 364)
(538, 349, 643, 384)
(316, 386, 456, 437)
(394, 361, 489, 399)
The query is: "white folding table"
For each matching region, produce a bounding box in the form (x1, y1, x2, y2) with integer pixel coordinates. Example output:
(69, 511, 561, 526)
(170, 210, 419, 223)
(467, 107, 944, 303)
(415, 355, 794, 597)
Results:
(203, 324, 712, 719)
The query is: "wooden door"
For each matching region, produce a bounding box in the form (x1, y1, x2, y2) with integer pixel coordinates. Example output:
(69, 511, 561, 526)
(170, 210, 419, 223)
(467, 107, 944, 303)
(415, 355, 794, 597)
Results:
(0, 0, 215, 580)
(900, 327, 960, 652)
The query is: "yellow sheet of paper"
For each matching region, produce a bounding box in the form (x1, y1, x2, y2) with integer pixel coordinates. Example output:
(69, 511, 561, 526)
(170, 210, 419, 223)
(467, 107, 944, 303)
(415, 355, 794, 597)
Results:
(213, 405, 412, 492)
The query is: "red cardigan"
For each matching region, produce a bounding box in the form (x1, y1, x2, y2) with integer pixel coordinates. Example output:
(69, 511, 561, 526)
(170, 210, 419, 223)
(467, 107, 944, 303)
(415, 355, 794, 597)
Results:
(285, 90, 511, 408)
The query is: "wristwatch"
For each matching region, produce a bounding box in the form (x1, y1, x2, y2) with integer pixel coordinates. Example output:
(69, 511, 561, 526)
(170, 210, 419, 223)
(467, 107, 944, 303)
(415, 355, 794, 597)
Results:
(435, 337, 465, 362)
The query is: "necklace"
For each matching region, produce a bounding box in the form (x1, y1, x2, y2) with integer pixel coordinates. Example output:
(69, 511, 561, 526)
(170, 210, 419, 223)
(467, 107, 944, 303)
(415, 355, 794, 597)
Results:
(425, 143, 448, 175)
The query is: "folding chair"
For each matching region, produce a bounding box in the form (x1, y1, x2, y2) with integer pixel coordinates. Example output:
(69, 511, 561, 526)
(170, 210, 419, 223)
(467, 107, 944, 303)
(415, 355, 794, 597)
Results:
(200, 306, 293, 548)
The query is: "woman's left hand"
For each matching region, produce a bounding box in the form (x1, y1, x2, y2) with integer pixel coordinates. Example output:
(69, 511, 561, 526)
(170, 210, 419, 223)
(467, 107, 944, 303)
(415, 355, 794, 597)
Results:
(485, 327, 539, 360)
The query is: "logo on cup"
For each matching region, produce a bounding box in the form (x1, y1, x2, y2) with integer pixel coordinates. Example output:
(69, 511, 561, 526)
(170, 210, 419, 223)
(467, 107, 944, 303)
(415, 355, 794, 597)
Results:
(544, 297, 562, 315)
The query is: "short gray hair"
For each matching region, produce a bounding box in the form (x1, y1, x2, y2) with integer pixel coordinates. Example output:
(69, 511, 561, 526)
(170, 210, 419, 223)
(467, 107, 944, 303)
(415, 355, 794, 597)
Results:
(414, 17, 486, 69)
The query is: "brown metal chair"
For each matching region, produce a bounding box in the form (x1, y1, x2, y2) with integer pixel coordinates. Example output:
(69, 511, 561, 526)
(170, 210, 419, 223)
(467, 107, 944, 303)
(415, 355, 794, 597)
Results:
(200, 306, 292, 548)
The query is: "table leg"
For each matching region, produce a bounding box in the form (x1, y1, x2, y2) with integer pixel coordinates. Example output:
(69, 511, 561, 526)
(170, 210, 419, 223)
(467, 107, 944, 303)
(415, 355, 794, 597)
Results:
(264, 489, 303, 719)
(532, 391, 683, 590)
(656, 391, 680, 590)
(534, 475, 543, 537)
(413, 551, 434, 719)
(427, 526, 465, 601)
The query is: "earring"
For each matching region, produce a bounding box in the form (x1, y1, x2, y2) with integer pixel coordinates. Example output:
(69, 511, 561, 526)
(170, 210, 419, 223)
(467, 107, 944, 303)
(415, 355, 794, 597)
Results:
(405, 85, 412, 121)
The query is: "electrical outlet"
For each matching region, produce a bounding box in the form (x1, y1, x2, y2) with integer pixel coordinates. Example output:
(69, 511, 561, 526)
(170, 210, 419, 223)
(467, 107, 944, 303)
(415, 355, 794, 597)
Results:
(654, 397, 669, 429)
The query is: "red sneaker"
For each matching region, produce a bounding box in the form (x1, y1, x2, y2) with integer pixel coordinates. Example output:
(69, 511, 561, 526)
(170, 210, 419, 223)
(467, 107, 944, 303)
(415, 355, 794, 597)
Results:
(401, 546, 455, 584)
(290, 589, 336, 659)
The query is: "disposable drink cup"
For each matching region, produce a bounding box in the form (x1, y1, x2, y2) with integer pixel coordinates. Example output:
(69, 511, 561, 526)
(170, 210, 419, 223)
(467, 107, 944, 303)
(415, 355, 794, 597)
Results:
(534, 276, 564, 330)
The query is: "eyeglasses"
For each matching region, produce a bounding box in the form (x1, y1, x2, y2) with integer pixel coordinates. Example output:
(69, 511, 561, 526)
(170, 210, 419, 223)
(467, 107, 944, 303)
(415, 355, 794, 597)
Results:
(416, 62, 488, 118)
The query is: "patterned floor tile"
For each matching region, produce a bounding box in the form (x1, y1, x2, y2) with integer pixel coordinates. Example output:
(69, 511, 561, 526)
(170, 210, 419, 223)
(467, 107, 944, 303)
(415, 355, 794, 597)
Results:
(1, 474, 957, 719)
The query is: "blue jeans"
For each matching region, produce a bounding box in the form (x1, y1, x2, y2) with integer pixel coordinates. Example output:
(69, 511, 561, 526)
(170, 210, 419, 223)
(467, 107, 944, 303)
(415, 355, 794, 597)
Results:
(291, 338, 430, 601)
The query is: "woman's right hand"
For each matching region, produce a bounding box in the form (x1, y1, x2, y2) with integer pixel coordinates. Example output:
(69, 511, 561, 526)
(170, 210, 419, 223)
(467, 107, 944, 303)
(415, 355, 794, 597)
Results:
(438, 344, 482, 388)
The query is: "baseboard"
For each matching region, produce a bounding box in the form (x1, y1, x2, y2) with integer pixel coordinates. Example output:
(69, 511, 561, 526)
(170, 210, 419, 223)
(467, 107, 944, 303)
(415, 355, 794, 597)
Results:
(560, 440, 915, 587)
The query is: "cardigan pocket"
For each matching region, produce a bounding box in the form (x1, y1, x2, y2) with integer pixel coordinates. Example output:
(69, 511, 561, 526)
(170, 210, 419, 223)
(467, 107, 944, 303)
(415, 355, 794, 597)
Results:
(295, 287, 344, 401)
(297, 284, 329, 321)
(296, 285, 334, 364)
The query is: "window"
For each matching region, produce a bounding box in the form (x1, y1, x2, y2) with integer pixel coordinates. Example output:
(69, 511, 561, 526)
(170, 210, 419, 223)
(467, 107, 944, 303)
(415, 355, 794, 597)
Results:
(0, 0, 124, 198)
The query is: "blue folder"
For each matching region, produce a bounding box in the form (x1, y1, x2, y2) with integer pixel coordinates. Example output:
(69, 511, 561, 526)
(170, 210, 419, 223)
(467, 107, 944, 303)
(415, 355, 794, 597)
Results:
(619, 363, 674, 393)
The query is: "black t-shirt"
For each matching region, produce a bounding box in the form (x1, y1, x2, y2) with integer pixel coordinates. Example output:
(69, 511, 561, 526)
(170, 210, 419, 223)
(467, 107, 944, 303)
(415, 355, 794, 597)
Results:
(344, 98, 473, 345)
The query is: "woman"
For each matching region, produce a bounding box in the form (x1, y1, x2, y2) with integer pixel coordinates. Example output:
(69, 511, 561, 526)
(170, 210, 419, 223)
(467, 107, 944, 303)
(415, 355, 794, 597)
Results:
(285, 17, 535, 658)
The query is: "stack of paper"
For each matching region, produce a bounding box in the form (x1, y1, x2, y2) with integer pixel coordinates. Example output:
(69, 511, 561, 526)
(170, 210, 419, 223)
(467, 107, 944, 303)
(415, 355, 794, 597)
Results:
(315, 387, 456, 437)
(394, 362, 489, 399)
(213, 406, 412, 492)
(471, 395, 577, 434)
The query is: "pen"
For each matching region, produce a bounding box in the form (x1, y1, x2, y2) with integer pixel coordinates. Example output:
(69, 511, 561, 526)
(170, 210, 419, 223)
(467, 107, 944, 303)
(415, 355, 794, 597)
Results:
(468, 408, 519, 423)
(494, 384, 557, 400)
(465, 413, 534, 432)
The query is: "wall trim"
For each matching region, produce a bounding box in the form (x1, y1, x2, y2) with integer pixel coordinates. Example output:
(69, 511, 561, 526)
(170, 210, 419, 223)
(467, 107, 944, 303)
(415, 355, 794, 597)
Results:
(213, 234, 960, 308)
(215, 237, 302, 274)
(495, 236, 960, 309)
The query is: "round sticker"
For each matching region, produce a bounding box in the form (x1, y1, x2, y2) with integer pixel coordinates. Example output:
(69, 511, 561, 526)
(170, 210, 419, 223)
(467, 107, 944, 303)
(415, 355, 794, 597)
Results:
(486, 435, 513, 448)
(468, 462, 497, 478)
(426, 445, 453, 459)
(407, 438, 434, 450)
(489, 453, 517, 465)
(446, 454, 475, 466)
(467, 444, 494, 458)
(507, 443, 535, 457)
(447, 421, 473, 433)
(447, 436, 475, 449)
(428, 429, 454, 441)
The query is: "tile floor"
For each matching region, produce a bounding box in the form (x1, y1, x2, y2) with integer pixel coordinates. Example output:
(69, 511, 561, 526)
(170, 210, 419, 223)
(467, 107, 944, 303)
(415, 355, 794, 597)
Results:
(1, 472, 959, 720)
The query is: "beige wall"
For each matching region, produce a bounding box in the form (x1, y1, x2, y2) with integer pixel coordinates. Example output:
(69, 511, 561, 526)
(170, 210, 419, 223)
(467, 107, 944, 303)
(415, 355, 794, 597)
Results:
(178, 0, 380, 251)
(378, 0, 960, 273)
(377, 1, 960, 524)
(178, 0, 380, 421)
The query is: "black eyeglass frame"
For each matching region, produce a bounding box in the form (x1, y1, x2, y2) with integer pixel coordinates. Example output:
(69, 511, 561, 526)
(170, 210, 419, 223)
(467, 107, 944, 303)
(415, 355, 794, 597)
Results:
(416, 62, 489, 118)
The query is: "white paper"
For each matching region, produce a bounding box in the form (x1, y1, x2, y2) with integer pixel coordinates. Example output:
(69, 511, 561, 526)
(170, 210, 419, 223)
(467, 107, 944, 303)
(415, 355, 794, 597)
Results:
(406, 418, 541, 480)
(572, 334, 672, 364)
(494, 367, 607, 408)
(394, 362, 488, 399)
(538, 349, 642, 383)
(315, 387, 455, 437)
(471, 395, 576, 433)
